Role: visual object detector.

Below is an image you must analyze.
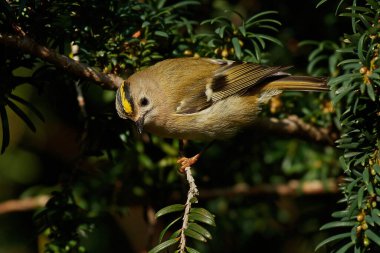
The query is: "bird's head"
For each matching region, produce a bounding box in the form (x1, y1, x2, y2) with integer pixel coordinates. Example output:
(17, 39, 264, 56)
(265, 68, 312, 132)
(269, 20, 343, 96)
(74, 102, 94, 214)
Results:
(115, 78, 156, 134)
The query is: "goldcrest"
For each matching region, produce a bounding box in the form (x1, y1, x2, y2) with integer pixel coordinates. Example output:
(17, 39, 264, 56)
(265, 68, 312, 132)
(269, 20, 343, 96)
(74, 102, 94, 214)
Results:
(115, 57, 328, 141)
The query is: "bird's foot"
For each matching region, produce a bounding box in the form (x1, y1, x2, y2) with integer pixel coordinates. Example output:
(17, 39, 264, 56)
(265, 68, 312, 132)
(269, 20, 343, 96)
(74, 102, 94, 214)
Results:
(177, 154, 200, 173)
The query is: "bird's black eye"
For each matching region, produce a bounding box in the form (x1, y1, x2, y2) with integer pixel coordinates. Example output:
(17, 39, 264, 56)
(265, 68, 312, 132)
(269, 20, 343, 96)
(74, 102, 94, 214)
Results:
(140, 97, 149, 107)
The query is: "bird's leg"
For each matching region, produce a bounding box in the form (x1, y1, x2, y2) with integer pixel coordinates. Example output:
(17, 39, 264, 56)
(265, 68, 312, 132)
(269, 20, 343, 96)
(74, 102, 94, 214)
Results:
(177, 140, 214, 173)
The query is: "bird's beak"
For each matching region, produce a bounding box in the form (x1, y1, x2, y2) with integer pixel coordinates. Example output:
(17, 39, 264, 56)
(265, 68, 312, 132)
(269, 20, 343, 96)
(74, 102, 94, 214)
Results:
(135, 116, 144, 134)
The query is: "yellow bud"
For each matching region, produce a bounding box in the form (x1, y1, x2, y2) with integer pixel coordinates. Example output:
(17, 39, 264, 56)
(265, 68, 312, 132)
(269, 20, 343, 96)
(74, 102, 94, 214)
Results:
(184, 50, 193, 56)
(364, 237, 370, 247)
(221, 48, 229, 58)
(357, 213, 364, 222)
(360, 66, 368, 74)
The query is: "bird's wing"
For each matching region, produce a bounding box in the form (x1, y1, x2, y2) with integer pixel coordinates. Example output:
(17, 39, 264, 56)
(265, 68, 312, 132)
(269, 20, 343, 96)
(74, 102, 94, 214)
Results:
(208, 61, 291, 102)
(174, 59, 290, 114)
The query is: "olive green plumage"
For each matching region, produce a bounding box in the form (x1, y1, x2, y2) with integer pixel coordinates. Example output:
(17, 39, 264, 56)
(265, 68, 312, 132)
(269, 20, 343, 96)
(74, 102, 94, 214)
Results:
(115, 57, 328, 141)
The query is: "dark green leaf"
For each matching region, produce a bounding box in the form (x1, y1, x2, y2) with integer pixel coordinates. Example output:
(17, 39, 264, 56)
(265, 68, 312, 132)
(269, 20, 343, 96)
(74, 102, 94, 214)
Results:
(245, 10, 278, 25)
(366, 84, 375, 101)
(238, 25, 246, 37)
(184, 228, 207, 242)
(188, 213, 216, 227)
(357, 186, 365, 208)
(357, 34, 366, 63)
(154, 31, 169, 38)
(320, 221, 356, 230)
(170, 1, 200, 9)
(315, 232, 351, 251)
(188, 223, 212, 240)
(336, 241, 355, 253)
(159, 217, 182, 243)
(190, 208, 215, 220)
(148, 238, 179, 253)
(331, 210, 350, 218)
(156, 204, 184, 218)
(316, 0, 328, 8)
(365, 229, 380, 246)
(8, 94, 44, 121)
(254, 34, 282, 47)
(7, 99, 36, 132)
(185, 247, 201, 253)
(363, 168, 370, 185)
(0, 105, 9, 154)
(231, 37, 242, 59)
(374, 164, 380, 175)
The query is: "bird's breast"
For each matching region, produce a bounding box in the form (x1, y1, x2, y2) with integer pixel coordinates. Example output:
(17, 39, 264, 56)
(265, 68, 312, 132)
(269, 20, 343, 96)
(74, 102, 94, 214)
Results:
(144, 95, 261, 141)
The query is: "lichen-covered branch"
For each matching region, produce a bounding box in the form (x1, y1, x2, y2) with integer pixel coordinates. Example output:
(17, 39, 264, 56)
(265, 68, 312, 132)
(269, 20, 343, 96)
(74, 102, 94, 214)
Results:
(179, 167, 199, 253)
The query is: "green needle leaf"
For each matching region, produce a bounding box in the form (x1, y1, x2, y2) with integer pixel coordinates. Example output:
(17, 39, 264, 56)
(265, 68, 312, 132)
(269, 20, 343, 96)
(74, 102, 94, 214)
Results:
(0, 105, 9, 154)
(184, 228, 207, 242)
(8, 94, 45, 121)
(188, 213, 216, 227)
(7, 99, 36, 132)
(315, 232, 351, 251)
(159, 217, 181, 243)
(188, 223, 212, 240)
(156, 204, 185, 218)
(148, 238, 179, 253)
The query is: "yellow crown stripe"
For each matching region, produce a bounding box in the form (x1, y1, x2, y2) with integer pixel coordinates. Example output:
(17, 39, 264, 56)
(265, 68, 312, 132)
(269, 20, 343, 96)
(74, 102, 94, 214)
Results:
(120, 81, 133, 115)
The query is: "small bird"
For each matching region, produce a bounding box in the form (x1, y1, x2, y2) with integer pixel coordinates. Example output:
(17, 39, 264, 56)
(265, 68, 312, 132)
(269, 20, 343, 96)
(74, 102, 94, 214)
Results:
(115, 57, 328, 171)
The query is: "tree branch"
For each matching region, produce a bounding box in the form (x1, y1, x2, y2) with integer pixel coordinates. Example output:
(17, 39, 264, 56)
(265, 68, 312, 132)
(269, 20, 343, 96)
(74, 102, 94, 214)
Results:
(254, 115, 338, 146)
(0, 33, 123, 90)
(199, 178, 340, 199)
(0, 34, 337, 145)
(0, 195, 50, 214)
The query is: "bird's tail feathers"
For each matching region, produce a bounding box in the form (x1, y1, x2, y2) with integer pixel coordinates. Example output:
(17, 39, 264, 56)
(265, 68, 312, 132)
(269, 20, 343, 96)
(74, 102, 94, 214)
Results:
(263, 76, 329, 92)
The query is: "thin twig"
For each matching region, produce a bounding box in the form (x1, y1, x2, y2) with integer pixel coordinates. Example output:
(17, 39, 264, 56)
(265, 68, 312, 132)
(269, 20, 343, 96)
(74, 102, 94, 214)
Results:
(179, 167, 199, 253)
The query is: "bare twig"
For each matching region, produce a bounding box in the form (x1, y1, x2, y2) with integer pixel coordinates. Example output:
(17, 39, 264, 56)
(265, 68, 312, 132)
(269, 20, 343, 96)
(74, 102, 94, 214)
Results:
(0, 195, 50, 214)
(179, 167, 199, 253)
(199, 178, 340, 199)
(0, 33, 123, 90)
(254, 115, 338, 146)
